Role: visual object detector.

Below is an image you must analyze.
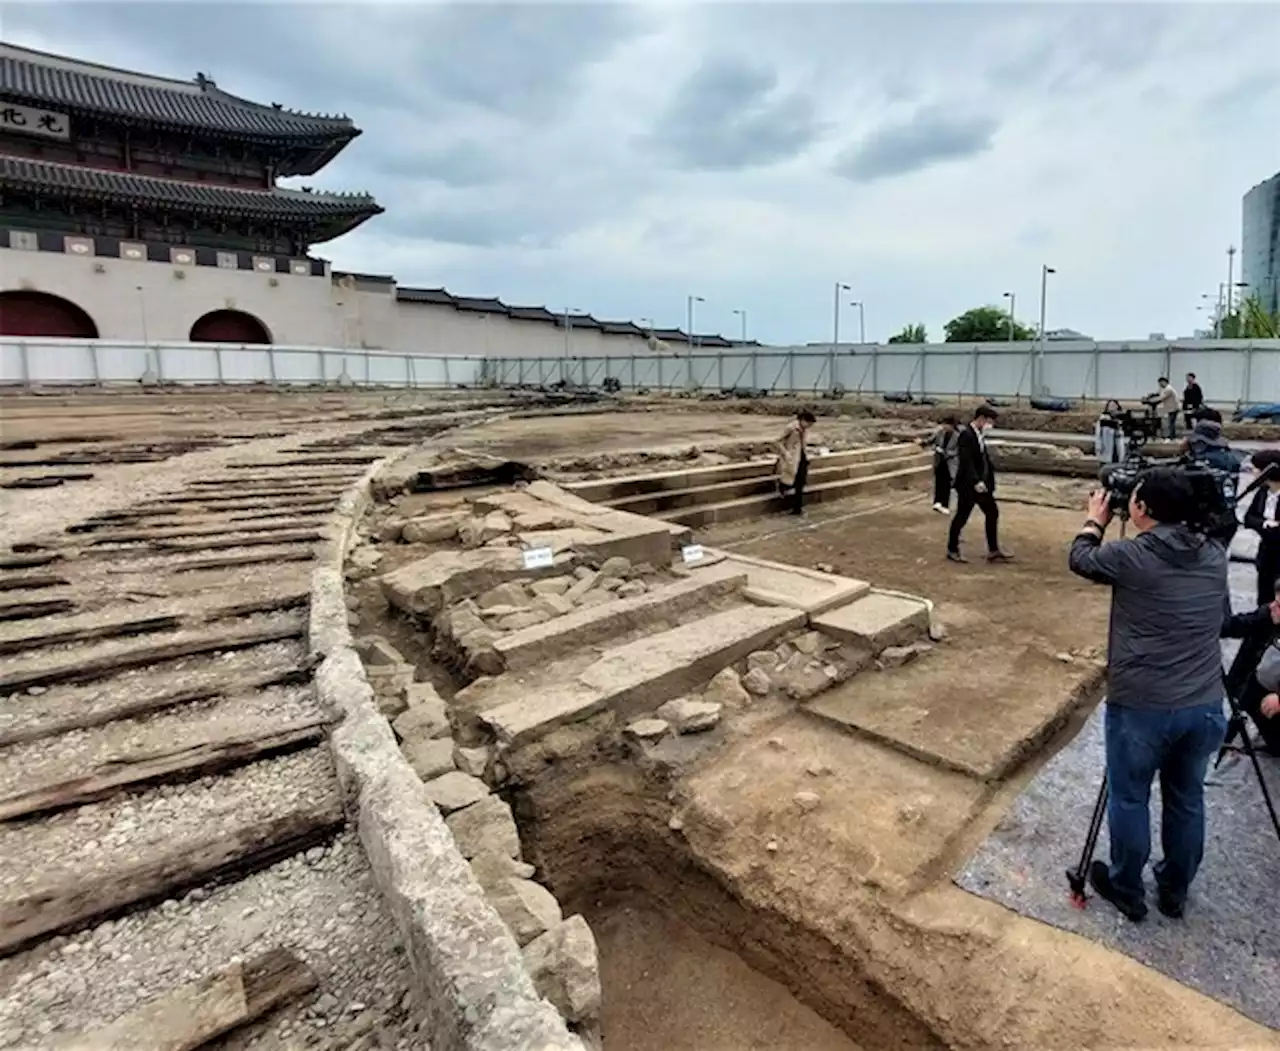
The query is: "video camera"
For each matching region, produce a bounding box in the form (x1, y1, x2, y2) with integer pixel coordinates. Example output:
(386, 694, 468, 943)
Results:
(1098, 454, 1239, 543)
(1117, 404, 1162, 447)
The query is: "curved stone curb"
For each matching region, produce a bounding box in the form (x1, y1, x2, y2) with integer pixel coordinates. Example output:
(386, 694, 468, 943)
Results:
(309, 452, 585, 1051)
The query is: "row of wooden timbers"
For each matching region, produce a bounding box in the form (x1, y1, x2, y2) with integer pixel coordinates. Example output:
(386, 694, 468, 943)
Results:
(0, 447, 390, 1049)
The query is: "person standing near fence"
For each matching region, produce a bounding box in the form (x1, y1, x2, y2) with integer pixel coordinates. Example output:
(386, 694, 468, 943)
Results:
(1095, 399, 1127, 465)
(1182, 373, 1204, 428)
(775, 410, 815, 516)
(928, 415, 959, 513)
(946, 405, 1013, 564)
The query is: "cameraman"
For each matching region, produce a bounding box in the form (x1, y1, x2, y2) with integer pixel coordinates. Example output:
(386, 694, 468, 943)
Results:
(1068, 467, 1229, 921)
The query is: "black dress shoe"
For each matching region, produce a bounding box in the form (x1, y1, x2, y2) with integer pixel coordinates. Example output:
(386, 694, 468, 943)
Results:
(1156, 887, 1185, 919)
(1089, 861, 1147, 921)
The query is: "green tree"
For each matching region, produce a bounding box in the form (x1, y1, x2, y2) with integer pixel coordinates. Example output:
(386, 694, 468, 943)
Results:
(1219, 293, 1279, 339)
(943, 306, 1037, 342)
(887, 323, 928, 344)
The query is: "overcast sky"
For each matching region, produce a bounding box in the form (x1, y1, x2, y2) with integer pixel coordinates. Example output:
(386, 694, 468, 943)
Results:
(6, 2, 1278, 344)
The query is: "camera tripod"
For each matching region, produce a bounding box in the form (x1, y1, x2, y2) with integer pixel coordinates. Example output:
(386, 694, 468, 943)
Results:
(1066, 688, 1280, 908)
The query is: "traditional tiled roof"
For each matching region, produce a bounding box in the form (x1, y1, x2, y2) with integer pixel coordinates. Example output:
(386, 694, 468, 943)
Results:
(1, 155, 382, 239)
(0, 43, 360, 175)
(393, 287, 742, 346)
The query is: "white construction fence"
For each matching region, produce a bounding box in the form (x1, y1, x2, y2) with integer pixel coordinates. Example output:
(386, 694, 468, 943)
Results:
(2, 336, 1278, 407)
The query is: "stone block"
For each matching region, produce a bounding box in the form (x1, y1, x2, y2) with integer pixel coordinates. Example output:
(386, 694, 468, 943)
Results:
(692, 550, 871, 615)
(381, 547, 572, 616)
(446, 794, 522, 859)
(486, 877, 564, 947)
(535, 593, 575, 618)
(625, 718, 669, 741)
(616, 580, 647, 599)
(495, 608, 554, 633)
(565, 572, 599, 602)
(598, 556, 631, 578)
(812, 591, 931, 652)
(523, 915, 602, 1024)
(401, 511, 466, 544)
(470, 853, 536, 885)
(424, 771, 491, 813)
(402, 737, 456, 782)
(743, 667, 772, 696)
(703, 667, 750, 708)
(479, 582, 530, 610)
(454, 744, 492, 778)
(394, 687, 451, 741)
(656, 698, 722, 734)
(530, 577, 572, 597)
(357, 634, 406, 666)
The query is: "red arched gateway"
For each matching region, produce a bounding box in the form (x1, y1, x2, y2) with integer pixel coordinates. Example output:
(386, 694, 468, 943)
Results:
(189, 310, 272, 344)
(0, 291, 99, 338)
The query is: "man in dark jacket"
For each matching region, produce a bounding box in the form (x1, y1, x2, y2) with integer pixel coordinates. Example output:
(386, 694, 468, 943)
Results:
(946, 404, 1012, 563)
(1068, 467, 1229, 921)
(1244, 449, 1280, 605)
(1182, 372, 1204, 428)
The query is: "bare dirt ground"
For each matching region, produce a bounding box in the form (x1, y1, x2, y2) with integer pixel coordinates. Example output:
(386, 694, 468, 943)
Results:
(588, 896, 862, 1051)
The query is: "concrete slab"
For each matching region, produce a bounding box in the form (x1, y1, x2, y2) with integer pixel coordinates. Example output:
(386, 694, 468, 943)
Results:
(691, 550, 870, 615)
(812, 591, 931, 651)
(807, 646, 1104, 781)
(494, 565, 748, 672)
(481, 604, 805, 747)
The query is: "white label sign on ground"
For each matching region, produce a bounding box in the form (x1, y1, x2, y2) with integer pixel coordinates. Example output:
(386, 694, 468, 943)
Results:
(521, 546, 554, 570)
(817, 447, 831, 456)
(682, 544, 705, 564)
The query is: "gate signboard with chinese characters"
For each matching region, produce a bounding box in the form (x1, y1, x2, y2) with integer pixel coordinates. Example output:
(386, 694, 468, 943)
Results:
(0, 103, 71, 141)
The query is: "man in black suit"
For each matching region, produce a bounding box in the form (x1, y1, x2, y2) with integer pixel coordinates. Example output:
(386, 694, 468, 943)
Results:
(1182, 372, 1204, 429)
(1244, 448, 1280, 605)
(947, 404, 1013, 563)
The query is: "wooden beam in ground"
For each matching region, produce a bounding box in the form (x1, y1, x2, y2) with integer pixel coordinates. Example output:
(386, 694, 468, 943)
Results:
(170, 549, 313, 574)
(0, 659, 315, 748)
(0, 720, 327, 822)
(0, 598, 76, 624)
(86, 520, 326, 545)
(0, 573, 69, 593)
(0, 617, 305, 693)
(55, 947, 316, 1051)
(0, 614, 180, 657)
(0, 803, 344, 955)
(0, 552, 61, 570)
(153, 530, 322, 553)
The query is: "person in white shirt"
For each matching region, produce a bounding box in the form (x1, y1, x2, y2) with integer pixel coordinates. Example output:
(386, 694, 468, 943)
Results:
(1150, 377, 1181, 439)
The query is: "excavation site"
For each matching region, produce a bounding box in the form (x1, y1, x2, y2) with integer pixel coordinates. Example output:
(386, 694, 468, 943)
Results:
(1, 390, 1277, 1051)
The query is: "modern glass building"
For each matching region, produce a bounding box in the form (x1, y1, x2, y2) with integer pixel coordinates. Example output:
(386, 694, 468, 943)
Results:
(1242, 171, 1280, 314)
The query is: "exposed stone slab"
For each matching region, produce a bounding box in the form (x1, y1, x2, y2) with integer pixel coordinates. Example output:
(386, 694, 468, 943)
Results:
(806, 650, 1104, 781)
(523, 915, 602, 1025)
(812, 591, 931, 651)
(380, 547, 573, 616)
(424, 771, 491, 813)
(446, 794, 523, 860)
(402, 737, 457, 782)
(486, 877, 564, 947)
(493, 566, 747, 672)
(690, 550, 870, 615)
(481, 604, 804, 747)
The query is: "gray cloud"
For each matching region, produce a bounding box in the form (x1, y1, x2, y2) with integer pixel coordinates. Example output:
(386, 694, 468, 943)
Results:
(2, 2, 640, 122)
(644, 57, 823, 171)
(834, 106, 999, 183)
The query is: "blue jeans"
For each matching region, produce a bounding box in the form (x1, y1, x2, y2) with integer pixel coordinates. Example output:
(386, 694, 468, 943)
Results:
(1104, 702, 1227, 909)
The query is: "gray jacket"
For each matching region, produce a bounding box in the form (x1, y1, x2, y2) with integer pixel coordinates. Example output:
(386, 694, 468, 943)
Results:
(1069, 523, 1228, 711)
(931, 427, 959, 479)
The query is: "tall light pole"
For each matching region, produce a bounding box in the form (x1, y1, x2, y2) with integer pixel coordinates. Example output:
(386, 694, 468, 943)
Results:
(562, 307, 580, 358)
(1036, 265, 1055, 394)
(849, 300, 865, 343)
(1226, 245, 1237, 323)
(686, 295, 704, 353)
(732, 309, 747, 344)
(832, 282, 851, 347)
(1002, 291, 1016, 342)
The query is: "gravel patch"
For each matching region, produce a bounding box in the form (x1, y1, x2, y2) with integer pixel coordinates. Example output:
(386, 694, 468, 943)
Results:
(0, 748, 339, 897)
(0, 640, 306, 745)
(0, 684, 321, 797)
(0, 831, 425, 1049)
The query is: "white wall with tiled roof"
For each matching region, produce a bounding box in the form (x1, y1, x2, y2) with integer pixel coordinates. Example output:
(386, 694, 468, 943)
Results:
(0, 244, 653, 358)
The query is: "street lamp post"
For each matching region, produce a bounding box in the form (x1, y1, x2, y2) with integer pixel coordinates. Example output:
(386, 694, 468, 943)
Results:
(1226, 246, 1237, 322)
(1036, 265, 1055, 394)
(832, 282, 851, 347)
(1002, 291, 1016, 343)
(686, 295, 704, 354)
(732, 309, 747, 345)
(849, 300, 865, 343)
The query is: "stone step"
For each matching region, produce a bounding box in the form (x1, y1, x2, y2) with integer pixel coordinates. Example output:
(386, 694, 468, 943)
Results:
(810, 590, 932, 652)
(659, 464, 931, 529)
(478, 603, 806, 748)
(685, 550, 870, 616)
(491, 564, 749, 673)
(608, 451, 929, 517)
(564, 444, 919, 503)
